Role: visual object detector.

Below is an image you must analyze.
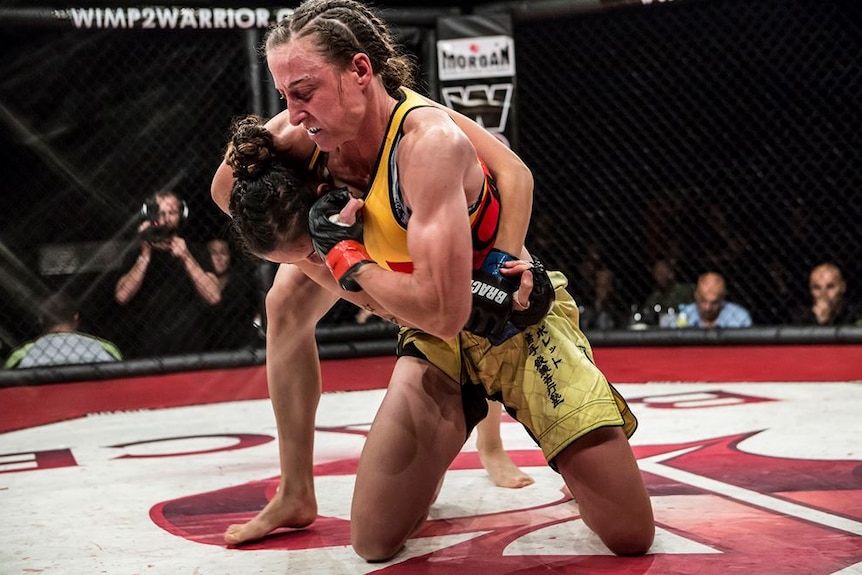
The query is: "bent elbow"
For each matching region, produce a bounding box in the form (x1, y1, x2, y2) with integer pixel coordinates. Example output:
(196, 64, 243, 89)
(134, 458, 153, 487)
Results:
(211, 163, 233, 215)
(433, 326, 461, 342)
(429, 305, 471, 341)
(211, 186, 229, 216)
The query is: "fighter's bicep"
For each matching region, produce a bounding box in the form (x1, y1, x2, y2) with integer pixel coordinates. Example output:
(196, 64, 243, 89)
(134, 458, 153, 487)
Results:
(398, 128, 475, 290)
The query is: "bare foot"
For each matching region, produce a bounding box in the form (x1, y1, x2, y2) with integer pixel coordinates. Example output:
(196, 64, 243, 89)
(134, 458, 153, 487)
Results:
(478, 445, 534, 488)
(560, 483, 573, 500)
(224, 487, 317, 545)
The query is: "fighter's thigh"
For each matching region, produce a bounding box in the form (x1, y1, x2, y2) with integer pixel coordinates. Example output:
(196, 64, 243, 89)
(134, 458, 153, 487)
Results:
(555, 426, 654, 556)
(351, 356, 468, 559)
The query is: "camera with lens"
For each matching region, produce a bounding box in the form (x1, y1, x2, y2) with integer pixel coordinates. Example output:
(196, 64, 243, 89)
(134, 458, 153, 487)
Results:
(139, 220, 176, 243)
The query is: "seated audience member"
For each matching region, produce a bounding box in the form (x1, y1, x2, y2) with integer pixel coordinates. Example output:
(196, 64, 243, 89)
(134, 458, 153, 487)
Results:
(673, 271, 752, 329)
(571, 239, 605, 304)
(642, 258, 694, 323)
(204, 237, 262, 350)
(5, 292, 122, 368)
(113, 190, 221, 358)
(792, 262, 862, 326)
(758, 256, 797, 325)
(579, 267, 627, 330)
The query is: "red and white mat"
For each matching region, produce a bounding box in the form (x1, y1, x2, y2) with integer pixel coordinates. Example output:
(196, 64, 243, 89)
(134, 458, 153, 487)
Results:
(1, 346, 861, 574)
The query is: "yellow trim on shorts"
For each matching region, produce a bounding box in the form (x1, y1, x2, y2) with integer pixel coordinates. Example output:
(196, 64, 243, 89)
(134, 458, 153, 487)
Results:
(397, 271, 638, 466)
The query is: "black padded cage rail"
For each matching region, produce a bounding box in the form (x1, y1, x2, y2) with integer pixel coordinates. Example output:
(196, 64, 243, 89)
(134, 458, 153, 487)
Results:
(2, 323, 860, 388)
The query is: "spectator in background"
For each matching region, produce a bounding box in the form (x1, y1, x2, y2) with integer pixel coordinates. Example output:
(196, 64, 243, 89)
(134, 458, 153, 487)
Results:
(579, 267, 627, 330)
(697, 204, 753, 275)
(641, 258, 694, 324)
(673, 271, 752, 329)
(113, 190, 221, 358)
(572, 239, 605, 303)
(792, 262, 862, 326)
(756, 256, 804, 325)
(5, 292, 122, 368)
(204, 237, 262, 350)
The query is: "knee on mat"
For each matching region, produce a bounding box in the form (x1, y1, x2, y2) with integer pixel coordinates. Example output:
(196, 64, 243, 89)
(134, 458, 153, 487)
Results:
(602, 523, 655, 556)
(352, 532, 404, 563)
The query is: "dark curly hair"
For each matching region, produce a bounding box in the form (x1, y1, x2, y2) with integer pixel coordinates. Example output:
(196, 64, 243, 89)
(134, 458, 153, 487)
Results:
(223, 114, 320, 257)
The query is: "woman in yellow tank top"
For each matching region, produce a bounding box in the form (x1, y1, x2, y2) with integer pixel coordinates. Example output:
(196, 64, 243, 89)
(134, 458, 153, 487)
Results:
(210, 0, 653, 562)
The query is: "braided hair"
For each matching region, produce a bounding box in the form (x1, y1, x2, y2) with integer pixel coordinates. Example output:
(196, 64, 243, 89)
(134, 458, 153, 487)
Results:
(224, 115, 319, 257)
(265, 0, 415, 97)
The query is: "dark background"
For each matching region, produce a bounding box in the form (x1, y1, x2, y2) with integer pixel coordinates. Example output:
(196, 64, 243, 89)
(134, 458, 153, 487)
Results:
(1, 0, 860, 363)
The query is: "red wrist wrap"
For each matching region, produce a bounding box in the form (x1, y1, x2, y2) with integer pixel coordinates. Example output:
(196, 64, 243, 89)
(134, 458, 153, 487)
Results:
(325, 239, 372, 284)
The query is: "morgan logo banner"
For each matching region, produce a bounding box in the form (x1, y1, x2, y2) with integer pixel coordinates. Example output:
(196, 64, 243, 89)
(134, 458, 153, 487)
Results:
(437, 35, 516, 81)
(437, 14, 518, 149)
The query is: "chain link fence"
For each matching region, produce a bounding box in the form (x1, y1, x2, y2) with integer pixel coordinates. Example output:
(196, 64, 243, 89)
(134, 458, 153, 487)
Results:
(1, 0, 860, 376)
(515, 0, 862, 332)
(1, 24, 266, 365)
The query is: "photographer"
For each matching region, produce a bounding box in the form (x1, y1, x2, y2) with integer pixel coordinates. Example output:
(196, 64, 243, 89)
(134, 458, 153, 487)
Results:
(113, 190, 221, 358)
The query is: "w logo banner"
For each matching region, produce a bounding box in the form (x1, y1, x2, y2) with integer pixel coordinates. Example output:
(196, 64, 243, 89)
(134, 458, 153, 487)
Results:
(437, 14, 518, 148)
(441, 83, 514, 134)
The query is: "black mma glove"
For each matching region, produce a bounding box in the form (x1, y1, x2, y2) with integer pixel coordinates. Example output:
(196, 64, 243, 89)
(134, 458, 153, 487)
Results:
(308, 187, 373, 292)
(510, 257, 555, 330)
(464, 248, 518, 339)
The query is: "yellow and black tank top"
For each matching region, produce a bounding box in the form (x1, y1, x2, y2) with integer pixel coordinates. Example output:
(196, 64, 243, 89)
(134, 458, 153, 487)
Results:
(348, 87, 501, 273)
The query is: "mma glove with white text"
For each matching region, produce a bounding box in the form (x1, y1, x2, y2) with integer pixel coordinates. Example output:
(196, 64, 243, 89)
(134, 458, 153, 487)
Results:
(465, 249, 556, 344)
(308, 188, 373, 292)
(464, 249, 518, 340)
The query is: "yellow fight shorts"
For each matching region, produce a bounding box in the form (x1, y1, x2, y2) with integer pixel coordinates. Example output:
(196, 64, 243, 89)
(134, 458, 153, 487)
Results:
(396, 271, 638, 468)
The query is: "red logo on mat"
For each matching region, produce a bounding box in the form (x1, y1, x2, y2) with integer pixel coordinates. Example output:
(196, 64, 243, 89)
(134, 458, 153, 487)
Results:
(150, 429, 862, 574)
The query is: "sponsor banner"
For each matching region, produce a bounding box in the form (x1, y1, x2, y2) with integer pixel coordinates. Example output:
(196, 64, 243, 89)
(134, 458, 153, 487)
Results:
(0, 6, 295, 29)
(438, 34, 516, 81)
(436, 14, 518, 149)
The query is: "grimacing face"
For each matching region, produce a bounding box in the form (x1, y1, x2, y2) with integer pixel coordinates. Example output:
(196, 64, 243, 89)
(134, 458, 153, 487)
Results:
(268, 37, 369, 153)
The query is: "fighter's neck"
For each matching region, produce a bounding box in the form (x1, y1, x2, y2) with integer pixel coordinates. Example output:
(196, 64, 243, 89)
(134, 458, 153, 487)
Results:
(330, 91, 398, 188)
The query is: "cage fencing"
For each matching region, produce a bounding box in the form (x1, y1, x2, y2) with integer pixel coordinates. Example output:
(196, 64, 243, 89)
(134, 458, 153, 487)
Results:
(514, 0, 862, 331)
(1, 0, 860, 376)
